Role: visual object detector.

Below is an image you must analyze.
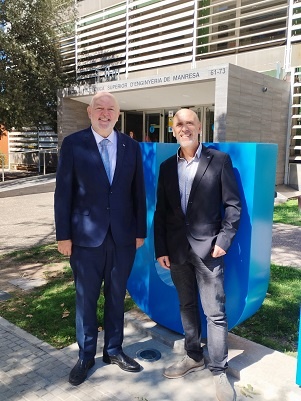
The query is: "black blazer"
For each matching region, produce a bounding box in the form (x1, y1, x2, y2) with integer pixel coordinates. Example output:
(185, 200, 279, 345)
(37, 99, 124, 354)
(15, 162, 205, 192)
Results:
(154, 145, 241, 263)
(54, 128, 147, 247)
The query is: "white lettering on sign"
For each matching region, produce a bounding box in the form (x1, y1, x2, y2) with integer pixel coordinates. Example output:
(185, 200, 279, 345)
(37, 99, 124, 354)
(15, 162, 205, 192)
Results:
(107, 82, 128, 90)
(130, 77, 164, 87)
(209, 67, 226, 76)
(172, 72, 200, 81)
(127, 72, 201, 89)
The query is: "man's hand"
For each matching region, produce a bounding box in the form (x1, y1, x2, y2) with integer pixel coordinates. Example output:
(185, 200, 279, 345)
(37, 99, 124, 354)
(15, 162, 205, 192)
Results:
(57, 240, 72, 256)
(136, 238, 145, 249)
(211, 244, 226, 258)
(157, 256, 171, 270)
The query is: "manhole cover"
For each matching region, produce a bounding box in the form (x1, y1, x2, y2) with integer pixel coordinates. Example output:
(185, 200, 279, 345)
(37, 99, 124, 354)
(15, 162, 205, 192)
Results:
(0, 291, 11, 301)
(136, 348, 161, 362)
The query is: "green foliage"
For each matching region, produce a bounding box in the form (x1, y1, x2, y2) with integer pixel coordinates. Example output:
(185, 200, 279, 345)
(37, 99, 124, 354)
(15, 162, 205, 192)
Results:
(0, 244, 136, 348)
(0, 243, 66, 264)
(273, 199, 301, 226)
(0, 267, 136, 348)
(0, 0, 76, 134)
(0, 267, 76, 348)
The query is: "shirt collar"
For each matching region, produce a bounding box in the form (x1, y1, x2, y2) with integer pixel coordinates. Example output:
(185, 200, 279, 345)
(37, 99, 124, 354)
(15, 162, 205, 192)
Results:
(91, 127, 117, 146)
(177, 143, 202, 161)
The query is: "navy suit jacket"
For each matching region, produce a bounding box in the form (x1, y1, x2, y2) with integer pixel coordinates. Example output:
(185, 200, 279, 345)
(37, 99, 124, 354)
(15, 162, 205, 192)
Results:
(54, 128, 147, 247)
(154, 145, 241, 263)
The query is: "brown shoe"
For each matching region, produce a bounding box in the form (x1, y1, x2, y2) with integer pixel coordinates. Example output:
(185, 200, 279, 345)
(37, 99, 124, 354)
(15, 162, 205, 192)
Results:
(163, 354, 205, 379)
(213, 372, 236, 401)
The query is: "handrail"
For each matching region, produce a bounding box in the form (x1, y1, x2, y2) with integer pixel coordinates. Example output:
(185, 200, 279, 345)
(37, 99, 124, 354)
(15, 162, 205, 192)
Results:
(39, 148, 58, 175)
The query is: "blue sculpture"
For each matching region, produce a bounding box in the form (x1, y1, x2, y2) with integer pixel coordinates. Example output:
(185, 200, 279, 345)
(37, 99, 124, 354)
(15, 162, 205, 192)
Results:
(127, 143, 278, 335)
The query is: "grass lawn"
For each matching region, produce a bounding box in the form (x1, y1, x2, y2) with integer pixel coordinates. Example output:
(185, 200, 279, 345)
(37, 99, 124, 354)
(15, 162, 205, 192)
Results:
(273, 199, 301, 226)
(0, 199, 300, 353)
(0, 265, 135, 349)
(230, 264, 301, 356)
(0, 244, 135, 348)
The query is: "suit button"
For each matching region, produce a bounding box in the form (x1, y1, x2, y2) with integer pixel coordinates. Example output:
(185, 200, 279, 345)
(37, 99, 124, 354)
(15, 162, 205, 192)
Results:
(107, 207, 110, 210)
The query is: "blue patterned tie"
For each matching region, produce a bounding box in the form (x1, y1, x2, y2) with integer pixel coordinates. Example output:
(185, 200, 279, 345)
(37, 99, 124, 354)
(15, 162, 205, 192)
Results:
(99, 139, 111, 182)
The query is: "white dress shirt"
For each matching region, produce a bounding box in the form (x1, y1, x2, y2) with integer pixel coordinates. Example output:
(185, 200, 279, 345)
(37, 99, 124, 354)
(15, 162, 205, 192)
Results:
(177, 144, 202, 214)
(92, 127, 117, 181)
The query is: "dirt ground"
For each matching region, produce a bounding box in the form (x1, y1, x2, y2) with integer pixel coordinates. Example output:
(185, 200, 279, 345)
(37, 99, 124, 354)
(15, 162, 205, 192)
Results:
(0, 257, 65, 294)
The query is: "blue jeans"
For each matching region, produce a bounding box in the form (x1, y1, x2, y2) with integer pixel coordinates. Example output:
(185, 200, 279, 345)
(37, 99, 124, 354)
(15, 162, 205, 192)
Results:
(170, 247, 228, 375)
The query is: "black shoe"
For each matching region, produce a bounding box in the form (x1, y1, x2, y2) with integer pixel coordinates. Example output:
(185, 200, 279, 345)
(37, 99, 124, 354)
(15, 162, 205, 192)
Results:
(103, 351, 141, 372)
(69, 358, 95, 386)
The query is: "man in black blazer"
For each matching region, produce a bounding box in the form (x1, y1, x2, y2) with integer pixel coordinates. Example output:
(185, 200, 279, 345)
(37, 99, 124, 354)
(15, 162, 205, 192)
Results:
(154, 109, 241, 401)
(55, 91, 147, 385)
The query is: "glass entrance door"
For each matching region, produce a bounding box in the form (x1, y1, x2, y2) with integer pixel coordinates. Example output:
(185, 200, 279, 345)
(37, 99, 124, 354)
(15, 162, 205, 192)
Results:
(125, 111, 143, 141)
(204, 106, 214, 142)
(145, 112, 160, 142)
(115, 112, 124, 133)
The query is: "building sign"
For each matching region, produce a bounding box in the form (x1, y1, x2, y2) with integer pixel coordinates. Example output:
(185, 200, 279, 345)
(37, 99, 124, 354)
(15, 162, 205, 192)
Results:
(64, 66, 228, 97)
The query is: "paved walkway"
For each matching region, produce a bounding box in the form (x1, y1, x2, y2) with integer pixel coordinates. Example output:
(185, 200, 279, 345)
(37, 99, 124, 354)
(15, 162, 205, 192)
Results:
(271, 223, 301, 268)
(0, 176, 300, 401)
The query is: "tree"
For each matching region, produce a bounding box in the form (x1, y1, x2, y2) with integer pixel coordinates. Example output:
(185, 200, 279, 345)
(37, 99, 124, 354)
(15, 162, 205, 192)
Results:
(0, 0, 76, 136)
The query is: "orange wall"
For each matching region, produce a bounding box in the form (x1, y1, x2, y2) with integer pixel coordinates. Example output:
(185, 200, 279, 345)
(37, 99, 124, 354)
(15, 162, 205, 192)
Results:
(0, 127, 8, 166)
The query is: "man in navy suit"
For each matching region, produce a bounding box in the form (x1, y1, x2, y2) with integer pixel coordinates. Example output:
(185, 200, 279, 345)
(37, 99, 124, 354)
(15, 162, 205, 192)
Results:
(154, 109, 241, 401)
(54, 91, 147, 386)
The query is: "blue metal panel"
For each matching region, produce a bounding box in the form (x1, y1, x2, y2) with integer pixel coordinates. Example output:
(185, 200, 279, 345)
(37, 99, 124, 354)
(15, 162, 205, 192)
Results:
(297, 307, 301, 385)
(127, 143, 278, 335)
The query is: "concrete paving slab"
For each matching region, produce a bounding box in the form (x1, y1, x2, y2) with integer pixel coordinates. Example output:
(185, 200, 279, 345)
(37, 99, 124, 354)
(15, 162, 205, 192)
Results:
(1, 310, 300, 401)
(0, 174, 56, 198)
(0, 192, 55, 255)
(8, 278, 47, 291)
(271, 223, 301, 268)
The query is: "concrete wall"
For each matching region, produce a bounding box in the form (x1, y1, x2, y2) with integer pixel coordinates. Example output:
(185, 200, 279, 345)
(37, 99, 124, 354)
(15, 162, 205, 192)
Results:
(222, 64, 290, 185)
(57, 96, 90, 147)
(289, 163, 301, 190)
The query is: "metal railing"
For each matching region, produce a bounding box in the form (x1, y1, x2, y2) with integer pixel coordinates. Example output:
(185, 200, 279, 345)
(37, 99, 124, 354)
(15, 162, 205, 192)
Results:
(1, 155, 4, 182)
(39, 148, 58, 175)
(0, 148, 58, 182)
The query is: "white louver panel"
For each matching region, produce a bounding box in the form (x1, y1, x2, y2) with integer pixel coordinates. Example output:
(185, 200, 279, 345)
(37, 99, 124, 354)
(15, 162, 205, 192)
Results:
(196, 0, 287, 58)
(66, 0, 289, 83)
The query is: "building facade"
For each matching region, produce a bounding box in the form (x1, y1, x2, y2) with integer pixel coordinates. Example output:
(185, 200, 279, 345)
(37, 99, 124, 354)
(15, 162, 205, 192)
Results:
(59, 0, 301, 190)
